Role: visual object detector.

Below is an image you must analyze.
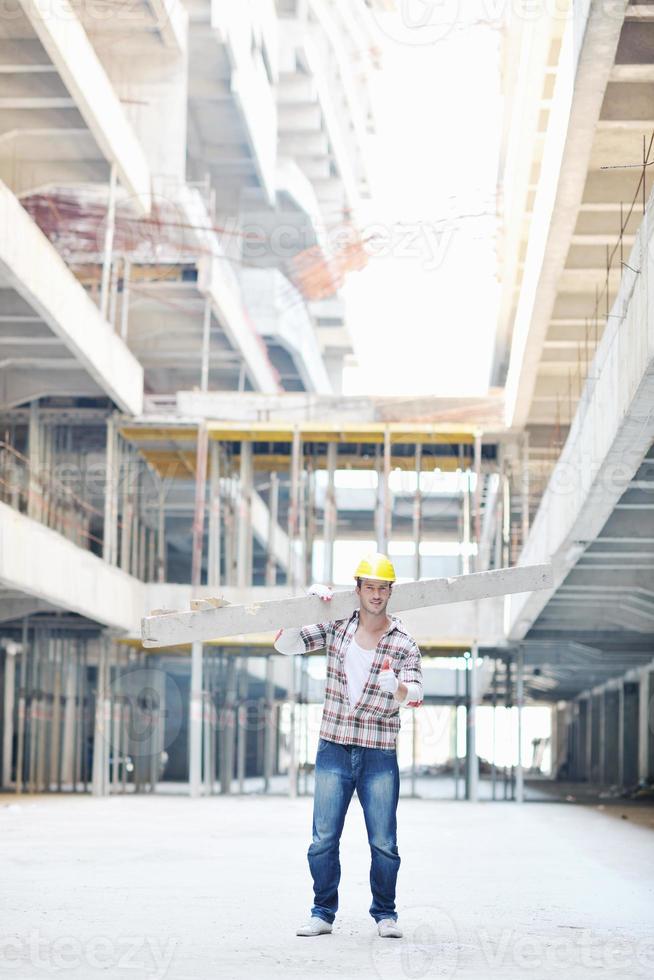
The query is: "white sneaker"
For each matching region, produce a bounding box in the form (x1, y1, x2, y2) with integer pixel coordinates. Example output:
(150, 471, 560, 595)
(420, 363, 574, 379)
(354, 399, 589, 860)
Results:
(377, 918, 403, 938)
(296, 916, 333, 937)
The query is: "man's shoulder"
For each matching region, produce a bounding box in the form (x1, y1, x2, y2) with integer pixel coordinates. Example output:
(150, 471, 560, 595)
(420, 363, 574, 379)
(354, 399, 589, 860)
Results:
(302, 614, 353, 629)
(389, 616, 420, 648)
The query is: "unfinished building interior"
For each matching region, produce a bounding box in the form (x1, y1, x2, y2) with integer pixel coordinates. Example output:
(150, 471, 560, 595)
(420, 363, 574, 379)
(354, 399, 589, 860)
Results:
(0, 0, 653, 972)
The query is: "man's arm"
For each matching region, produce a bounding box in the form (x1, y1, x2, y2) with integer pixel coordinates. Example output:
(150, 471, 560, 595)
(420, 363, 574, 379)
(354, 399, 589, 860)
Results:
(274, 623, 328, 655)
(272, 585, 333, 656)
(378, 643, 423, 707)
(398, 640, 423, 707)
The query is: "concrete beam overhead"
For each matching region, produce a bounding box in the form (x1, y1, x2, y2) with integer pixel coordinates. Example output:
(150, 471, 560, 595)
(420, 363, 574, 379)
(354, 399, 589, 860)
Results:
(18, 0, 151, 212)
(510, 199, 654, 639)
(0, 501, 144, 633)
(504, 1, 629, 429)
(0, 181, 144, 413)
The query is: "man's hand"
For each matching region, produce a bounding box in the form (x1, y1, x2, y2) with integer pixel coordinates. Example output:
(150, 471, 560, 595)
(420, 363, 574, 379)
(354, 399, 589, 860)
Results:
(274, 585, 331, 656)
(307, 583, 333, 602)
(378, 655, 399, 695)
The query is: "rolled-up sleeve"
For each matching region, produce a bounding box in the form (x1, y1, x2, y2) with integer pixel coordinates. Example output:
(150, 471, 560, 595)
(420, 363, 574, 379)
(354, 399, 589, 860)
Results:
(299, 622, 329, 652)
(399, 639, 423, 707)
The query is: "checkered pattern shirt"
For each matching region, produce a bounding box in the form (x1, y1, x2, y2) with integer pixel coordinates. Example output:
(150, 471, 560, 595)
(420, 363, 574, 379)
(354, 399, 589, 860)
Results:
(300, 610, 423, 750)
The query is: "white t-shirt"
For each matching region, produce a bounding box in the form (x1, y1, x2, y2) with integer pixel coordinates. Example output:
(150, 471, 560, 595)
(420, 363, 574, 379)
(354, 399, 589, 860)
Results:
(344, 635, 377, 708)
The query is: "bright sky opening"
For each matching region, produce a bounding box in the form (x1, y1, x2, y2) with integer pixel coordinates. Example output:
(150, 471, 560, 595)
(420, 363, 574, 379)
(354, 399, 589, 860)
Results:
(342, 18, 501, 397)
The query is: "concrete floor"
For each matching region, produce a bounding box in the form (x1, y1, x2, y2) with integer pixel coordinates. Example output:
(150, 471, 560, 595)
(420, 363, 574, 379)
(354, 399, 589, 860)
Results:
(1, 794, 653, 980)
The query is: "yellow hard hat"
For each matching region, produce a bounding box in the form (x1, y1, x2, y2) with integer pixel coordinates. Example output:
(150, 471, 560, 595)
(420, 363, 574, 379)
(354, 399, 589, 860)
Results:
(354, 553, 396, 583)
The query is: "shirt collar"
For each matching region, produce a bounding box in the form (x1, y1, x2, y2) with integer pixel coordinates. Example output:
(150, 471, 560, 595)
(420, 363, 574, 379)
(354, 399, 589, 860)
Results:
(349, 608, 407, 638)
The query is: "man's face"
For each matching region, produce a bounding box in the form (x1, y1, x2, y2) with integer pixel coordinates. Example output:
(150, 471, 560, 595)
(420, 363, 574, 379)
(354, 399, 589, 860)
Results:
(357, 578, 392, 616)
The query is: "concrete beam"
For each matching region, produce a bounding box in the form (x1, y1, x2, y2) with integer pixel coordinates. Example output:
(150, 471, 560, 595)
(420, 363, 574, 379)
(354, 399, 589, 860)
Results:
(172, 390, 502, 426)
(504, 1, 628, 428)
(0, 598, 51, 622)
(19, 0, 151, 213)
(198, 256, 280, 394)
(0, 365, 100, 409)
(141, 563, 553, 647)
(140, 584, 506, 650)
(0, 182, 144, 414)
(0, 502, 144, 632)
(146, 0, 188, 53)
(240, 267, 332, 394)
(509, 197, 654, 639)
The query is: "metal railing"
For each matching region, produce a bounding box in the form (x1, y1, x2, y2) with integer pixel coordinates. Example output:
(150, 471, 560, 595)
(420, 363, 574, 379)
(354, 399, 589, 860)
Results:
(0, 440, 102, 550)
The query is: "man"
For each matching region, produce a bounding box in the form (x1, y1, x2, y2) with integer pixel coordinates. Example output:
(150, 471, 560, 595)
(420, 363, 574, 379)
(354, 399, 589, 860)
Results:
(274, 553, 423, 939)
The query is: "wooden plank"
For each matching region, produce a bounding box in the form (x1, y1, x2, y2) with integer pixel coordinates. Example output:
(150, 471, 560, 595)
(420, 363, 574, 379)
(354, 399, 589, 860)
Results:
(141, 563, 553, 649)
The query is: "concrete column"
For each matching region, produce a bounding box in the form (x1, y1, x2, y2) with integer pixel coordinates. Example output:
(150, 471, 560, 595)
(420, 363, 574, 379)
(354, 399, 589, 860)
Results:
(207, 442, 221, 589)
(237, 442, 253, 588)
(263, 656, 274, 793)
(465, 644, 479, 802)
(375, 427, 392, 553)
(501, 467, 511, 567)
(202, 688, 212, 797)
(590, 692, 601, 783)
(462, 470, 471, 576)
(265, 472, 279, 587)
(602, 688, 620, 786)
(103, 416, 118, 565)
(220, 656, 237, 795)
(120, 450, 133, 574)
(570, 705, 581, 781)
(120, 258, 130, 341)
(28, 400, 42, 521)
(521, 431, 530, 548)
(304, 466, 316, 587)
(91, 637, 111, 798)
(621, 680, 640, 788)
(99, 163, 117, 321)
(237, 658, 247, 794)
(60, 644, 77, 787)
(2, 650, 16, 787)
(191, 423, 209, 588)
(110, 659, 121, 793)
(515, 647, 524, 804)
(288, 429, 301, 587)
(646, 670, 654, 782)
(474, 434, 482, 571)
(638, 667, 653, 782)
(413, 443, 422, 581)
(323, 443, 337, 585)
(157, 478, 166, 584)
(49, 639, 63, 791)
(224, 482, 236, 587)
(15, 621, 28, 794)
(298, 471, 308, 589)
(189, 641, 204, 798)
(200, 299, 211, 392)
(577, 697, 589, 781)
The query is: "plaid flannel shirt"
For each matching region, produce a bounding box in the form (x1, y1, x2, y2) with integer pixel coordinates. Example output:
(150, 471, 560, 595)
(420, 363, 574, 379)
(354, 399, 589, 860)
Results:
(300, 610, 423, 750)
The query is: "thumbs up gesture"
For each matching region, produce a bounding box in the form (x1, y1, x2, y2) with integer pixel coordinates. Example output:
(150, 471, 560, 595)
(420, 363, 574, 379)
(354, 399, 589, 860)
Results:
(378, 655, 398, 695)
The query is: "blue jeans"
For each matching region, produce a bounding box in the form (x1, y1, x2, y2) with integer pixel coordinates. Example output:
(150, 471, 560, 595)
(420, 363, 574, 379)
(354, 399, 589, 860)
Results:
(308, 737, 401, 924)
